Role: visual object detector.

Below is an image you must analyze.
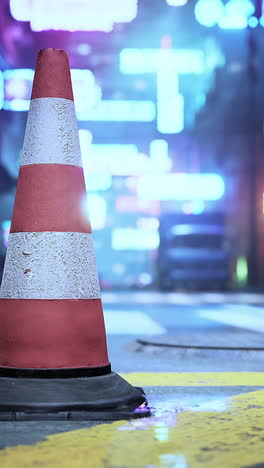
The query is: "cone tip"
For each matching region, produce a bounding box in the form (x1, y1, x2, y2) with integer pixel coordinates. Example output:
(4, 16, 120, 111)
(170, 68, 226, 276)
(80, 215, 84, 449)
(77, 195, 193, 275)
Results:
(37, 48, 69, 57)
(31, 48, 74, 101)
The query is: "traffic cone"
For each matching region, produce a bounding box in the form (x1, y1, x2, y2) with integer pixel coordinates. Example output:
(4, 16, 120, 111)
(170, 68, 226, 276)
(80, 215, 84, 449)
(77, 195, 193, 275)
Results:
(0, 49, 150, 419)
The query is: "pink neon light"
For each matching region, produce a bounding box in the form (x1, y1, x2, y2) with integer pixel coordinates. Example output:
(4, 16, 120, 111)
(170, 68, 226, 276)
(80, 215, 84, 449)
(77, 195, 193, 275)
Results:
(10, 0, 138, 32)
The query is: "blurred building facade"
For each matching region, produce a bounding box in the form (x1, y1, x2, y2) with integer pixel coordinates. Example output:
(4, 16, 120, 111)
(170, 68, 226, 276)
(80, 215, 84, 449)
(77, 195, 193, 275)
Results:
(0, 0, 264, 290)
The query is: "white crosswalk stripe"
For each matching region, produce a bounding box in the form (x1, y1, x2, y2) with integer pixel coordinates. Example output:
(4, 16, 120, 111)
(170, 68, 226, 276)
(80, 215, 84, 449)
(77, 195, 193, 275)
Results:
(104, 310, 166, 335)
(198, 304, 264, 333)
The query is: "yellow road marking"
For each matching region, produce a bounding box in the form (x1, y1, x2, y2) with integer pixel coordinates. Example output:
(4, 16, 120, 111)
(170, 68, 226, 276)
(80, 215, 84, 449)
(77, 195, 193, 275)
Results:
(2, 389, 264, 467)
(121, 372, 264, 386)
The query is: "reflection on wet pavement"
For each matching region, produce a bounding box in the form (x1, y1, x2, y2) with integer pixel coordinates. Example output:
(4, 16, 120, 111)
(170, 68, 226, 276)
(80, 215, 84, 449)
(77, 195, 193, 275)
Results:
(1, 389, 264, 468)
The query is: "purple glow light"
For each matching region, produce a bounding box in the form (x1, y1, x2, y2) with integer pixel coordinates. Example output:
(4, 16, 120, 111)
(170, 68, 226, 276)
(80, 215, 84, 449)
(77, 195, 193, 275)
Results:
(10, 0, 138, 32)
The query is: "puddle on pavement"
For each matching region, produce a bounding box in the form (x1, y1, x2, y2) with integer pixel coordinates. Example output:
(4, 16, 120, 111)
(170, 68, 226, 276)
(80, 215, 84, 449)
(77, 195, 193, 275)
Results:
(1, 390, 264, 468)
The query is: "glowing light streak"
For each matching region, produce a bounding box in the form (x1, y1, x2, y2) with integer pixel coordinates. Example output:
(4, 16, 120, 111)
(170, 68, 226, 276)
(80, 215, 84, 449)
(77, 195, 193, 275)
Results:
(137, 173, 225, 201)
(10, 0, 138, 32)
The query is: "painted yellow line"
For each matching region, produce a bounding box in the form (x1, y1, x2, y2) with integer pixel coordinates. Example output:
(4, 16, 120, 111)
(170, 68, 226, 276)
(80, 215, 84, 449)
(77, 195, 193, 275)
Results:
(2, 389, 264, 467)
(121, 372, 264, 386)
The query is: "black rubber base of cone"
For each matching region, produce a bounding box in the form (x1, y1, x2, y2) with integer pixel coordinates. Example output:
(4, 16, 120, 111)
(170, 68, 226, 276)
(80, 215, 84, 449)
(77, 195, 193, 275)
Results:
(0, 372, 151, 420)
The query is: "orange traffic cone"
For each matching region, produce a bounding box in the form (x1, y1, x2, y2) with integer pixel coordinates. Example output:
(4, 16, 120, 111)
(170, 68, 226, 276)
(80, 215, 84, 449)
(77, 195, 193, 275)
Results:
(0, 49, 149, 419)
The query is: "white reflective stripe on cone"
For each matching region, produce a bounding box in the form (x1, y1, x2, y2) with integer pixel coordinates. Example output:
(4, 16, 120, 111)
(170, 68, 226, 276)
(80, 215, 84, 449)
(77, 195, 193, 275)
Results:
(21, 98, 82, 167)
(0, 232, 101, 300)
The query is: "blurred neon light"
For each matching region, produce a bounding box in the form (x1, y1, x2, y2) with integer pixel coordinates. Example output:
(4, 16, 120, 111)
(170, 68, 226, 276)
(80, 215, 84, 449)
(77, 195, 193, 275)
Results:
(87, 194, 107, 230)
(218, 14, 248, 29)
(190, 200, 205, 214)
(260, 16, 264, 26)
(120, 48, 204, 134)
(112, 228, 160, 250)
(227, 0, 255, 17)
(3, 69, 99, 112)
(157, 95, 184, 133)
(7, 100, 30, 111)
(76, 100, 156, 122)
(3, 69, 34, 81)
(149, 139, 172, 172)
(71, 69, 102, 114)
(3, 69, 33, 110)
(157, 51, 184, 133)
(116, 196, 160, 215)
(79, 129, 95, 188)
(84, 142, 172, 175)
(137, 174, 225, 201)
(0, 71, 3, 110)
(194, 0, 224, 27)
(166, 0, 188, 5)
(236, 256, 248, 285)
(1, 220, 11, 247)
(10, 0, 138, 32)
(194, 0, 255, 29)
(182, 200, 205, 214)
(86, 174, 112, 192)
(89, 145, 150, 175)
(137, 217, 160, 230)
(120, 49, 205, 75)
(248, 16, 258, 27)
(3, 69, 155, 121)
